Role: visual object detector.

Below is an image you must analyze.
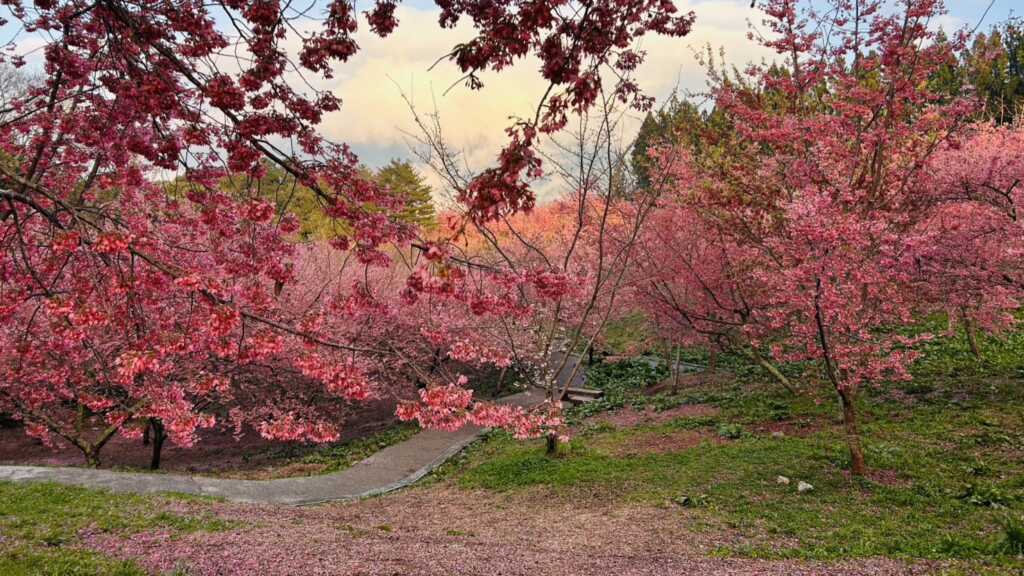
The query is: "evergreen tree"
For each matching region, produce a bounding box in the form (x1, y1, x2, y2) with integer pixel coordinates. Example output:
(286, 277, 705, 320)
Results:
(375, 160, 437, 229)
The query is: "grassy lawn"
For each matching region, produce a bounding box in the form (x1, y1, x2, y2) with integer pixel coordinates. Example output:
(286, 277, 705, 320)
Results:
(439, 326, 1024, 573)
(0, 482, 237, 575)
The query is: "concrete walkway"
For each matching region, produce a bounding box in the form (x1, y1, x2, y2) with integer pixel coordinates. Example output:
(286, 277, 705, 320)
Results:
(0, 390, 540, 506)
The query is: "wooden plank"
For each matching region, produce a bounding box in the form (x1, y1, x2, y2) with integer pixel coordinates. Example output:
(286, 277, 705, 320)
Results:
(566, 394, 598, 404)
(565, 386, 603, 398)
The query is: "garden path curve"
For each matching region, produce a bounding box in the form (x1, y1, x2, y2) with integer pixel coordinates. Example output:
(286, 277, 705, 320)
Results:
(0, 390, 540, 506)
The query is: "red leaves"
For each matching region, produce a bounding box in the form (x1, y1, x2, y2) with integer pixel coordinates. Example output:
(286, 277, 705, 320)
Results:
(530, 270, 573, 300)
(366, 1, 400, 36)
(444, 0, 694, 222)
(461, 125, 541, 222)
(205, 74, 246, 111)
(258, 413, 340, 443)
(397, 377, 563, 439)
(209, 307, 241, 338)
(244, 200, 275, 224)
(53, 231, 81, 254)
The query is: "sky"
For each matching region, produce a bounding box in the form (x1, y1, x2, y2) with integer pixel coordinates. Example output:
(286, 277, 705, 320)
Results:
(0, 1, 1017, 186)
(320, 0, 1017, 176)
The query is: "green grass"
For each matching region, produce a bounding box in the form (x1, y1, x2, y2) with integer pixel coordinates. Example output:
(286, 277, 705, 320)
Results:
(0, 546, 145, 576)
(456, 405, 1024, 564)
(565, 359, 668, 422)
(600, 312, 654, 355)
(447, 325, 1024, 568)
(0, 482, 235, 575)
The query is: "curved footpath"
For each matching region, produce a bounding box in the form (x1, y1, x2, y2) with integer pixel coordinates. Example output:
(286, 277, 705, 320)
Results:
(0, 390, 539, 506)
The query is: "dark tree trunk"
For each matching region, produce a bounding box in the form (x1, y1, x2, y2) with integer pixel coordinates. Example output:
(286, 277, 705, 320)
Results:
(83, 448, 101, 468)
(149, 418, 166, 470)
(815, 277, 866, 476)
(494, 367, 508, 397)
(545, 433, 559, 456)
(671, 358, 678, 387)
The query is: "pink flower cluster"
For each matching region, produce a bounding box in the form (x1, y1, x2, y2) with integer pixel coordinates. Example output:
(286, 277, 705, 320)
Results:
(397, 377, 564, 440)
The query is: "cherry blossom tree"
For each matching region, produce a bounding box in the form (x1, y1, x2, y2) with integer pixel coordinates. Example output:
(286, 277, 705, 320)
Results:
(0, 0, 694, 465)
(911, 123, 1024, 356)
(630, 197, 797, 391)
(405, 91, 676, 453)
(644, 0, 986, 475)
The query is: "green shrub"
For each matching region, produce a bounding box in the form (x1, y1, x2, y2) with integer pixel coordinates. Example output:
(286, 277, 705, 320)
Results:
(994, 514, 1024, 556)
(716, 422, 744, 439)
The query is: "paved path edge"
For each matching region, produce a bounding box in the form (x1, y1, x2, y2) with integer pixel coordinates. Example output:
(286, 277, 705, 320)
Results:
(0, 390, 539, 506)
(299, 428, 483, 506)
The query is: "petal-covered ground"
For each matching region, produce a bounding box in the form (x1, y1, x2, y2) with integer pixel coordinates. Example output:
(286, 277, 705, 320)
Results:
(82, 486, 935, 576)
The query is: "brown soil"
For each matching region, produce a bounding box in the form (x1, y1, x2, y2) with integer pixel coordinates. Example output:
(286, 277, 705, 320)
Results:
(83, 485, 942, 576)
(842, 468, 911, 487)
(601, 429, 725, 457)
(751, 418, 830, 438)
(644, 370, 735, 396)
(588, 403, 720, 429)
(0, 398, 398, 474)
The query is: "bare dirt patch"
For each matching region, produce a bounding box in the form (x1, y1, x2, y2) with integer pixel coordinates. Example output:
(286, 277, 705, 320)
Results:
(81, 485, 939, 576)
(751, 418, 830, 438)
(842, 468, 911, 487)
(588, 403, 720, 429)
(600, 429, 725, 457)
(644, 370, 735, 396)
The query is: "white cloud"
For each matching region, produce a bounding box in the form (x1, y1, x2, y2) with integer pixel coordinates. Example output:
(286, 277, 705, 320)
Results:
(321, 0, 774, 182)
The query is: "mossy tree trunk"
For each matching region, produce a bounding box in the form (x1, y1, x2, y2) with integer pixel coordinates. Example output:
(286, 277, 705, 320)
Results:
(961, 309, 982, 360)
(837, 387, 867, 476)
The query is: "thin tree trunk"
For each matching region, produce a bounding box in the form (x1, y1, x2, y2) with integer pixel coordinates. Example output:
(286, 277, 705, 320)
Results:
(149, 418, 166, 470)
(494, 367, 508, 397)
(673, 347, 681, 387)
(838, 387, 867, 476)
(81, 445, 101, 468)
(746, 348, 797, 395)
(815, 277, 866, 476)
(961, 310, 981, 360)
